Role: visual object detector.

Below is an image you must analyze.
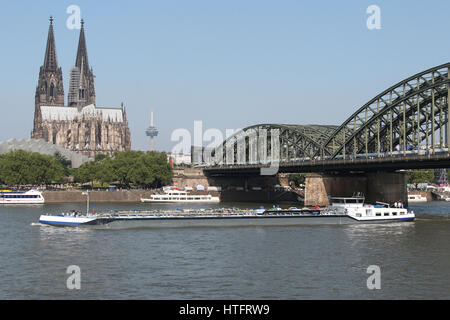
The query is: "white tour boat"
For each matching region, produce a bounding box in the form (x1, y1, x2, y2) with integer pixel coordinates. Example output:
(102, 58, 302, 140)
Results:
(39, 196, 414, 228)
(0, 189, 45, 204)
(407, 193, 427, 203)
(141, 189, 220, 203)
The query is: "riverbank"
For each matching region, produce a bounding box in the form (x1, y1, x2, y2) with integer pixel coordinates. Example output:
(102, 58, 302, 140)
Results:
(42, 190, 153, 203)
(41, 190, 222, 203)
(41, 189, 301, 204)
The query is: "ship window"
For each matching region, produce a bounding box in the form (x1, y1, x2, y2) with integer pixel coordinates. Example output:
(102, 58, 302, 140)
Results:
(392, 212, 397, 216)
(384, 213, 389, 216)
(376, 213, 381, 216)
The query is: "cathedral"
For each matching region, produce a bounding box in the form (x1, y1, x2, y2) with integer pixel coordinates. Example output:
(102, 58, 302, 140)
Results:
(32, 17, 131, 158)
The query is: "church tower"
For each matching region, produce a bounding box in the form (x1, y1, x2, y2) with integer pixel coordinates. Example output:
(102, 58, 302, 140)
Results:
(68, 19, 96, 108)
(32, 16, 131, 157)
(32, 16, 65, 139)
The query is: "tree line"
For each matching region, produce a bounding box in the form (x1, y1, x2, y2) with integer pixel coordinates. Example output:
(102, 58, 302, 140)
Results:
(0, 150, 173, 188)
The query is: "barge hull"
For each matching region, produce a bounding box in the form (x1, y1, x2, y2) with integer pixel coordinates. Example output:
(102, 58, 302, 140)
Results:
(86, 215, 414, 229)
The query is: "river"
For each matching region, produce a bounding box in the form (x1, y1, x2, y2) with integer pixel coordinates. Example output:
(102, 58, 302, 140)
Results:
(0, 201, 449, 299)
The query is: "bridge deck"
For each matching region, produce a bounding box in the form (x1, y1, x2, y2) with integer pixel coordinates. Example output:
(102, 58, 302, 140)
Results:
(202, 153, 450, 175)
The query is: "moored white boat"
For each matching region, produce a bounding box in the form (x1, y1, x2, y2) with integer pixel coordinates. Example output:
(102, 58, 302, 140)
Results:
(0, 189, 44, 204)
(141, 189, 220, 203)
(407, 193, 427, 203)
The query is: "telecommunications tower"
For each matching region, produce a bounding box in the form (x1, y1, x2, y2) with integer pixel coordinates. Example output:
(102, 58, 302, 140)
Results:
(145, 109, 159, 151)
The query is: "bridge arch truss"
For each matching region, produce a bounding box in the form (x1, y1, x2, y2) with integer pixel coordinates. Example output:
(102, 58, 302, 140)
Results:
(207, 124, 337, 165)
(320, 63, 450, 159)
(202, 63, 450, 167)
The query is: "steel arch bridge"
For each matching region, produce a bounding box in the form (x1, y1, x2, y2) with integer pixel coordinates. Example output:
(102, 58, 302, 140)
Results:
(201, 63, 450, 167)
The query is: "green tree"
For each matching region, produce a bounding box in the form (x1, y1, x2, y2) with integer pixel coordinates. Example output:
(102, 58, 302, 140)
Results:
(73, 160, 98, 187)
(110, 151, 144, 187)
(72, 150, 174, 189)
(148, 151, 173, 187)
(406, 169, 434, 188)
(54, 151, 72, 177)
(0, 150, 65, 185)
(289, 173, 307, 188)
(94, 154, 109, 162)
(95, 158, 117, 186)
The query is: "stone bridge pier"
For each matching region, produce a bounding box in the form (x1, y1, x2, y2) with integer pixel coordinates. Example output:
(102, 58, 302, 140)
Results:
(172, 167, 407, 206)
(304, 171, 408, 207)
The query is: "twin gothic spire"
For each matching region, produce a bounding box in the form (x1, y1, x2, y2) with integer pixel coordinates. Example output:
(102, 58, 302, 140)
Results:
(42, 16, 58, 72)
(75, 19, 90, 76)
(69, 18, 96, 108)
(32, 17, 131, 155)
(38, 16, 95, 108)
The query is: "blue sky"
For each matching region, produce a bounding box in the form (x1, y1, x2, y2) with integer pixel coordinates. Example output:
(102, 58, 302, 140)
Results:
(0, 0, 449, 152)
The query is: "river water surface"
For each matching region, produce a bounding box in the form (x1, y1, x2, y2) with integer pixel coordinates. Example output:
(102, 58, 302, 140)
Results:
(0, 201, 449, 299)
